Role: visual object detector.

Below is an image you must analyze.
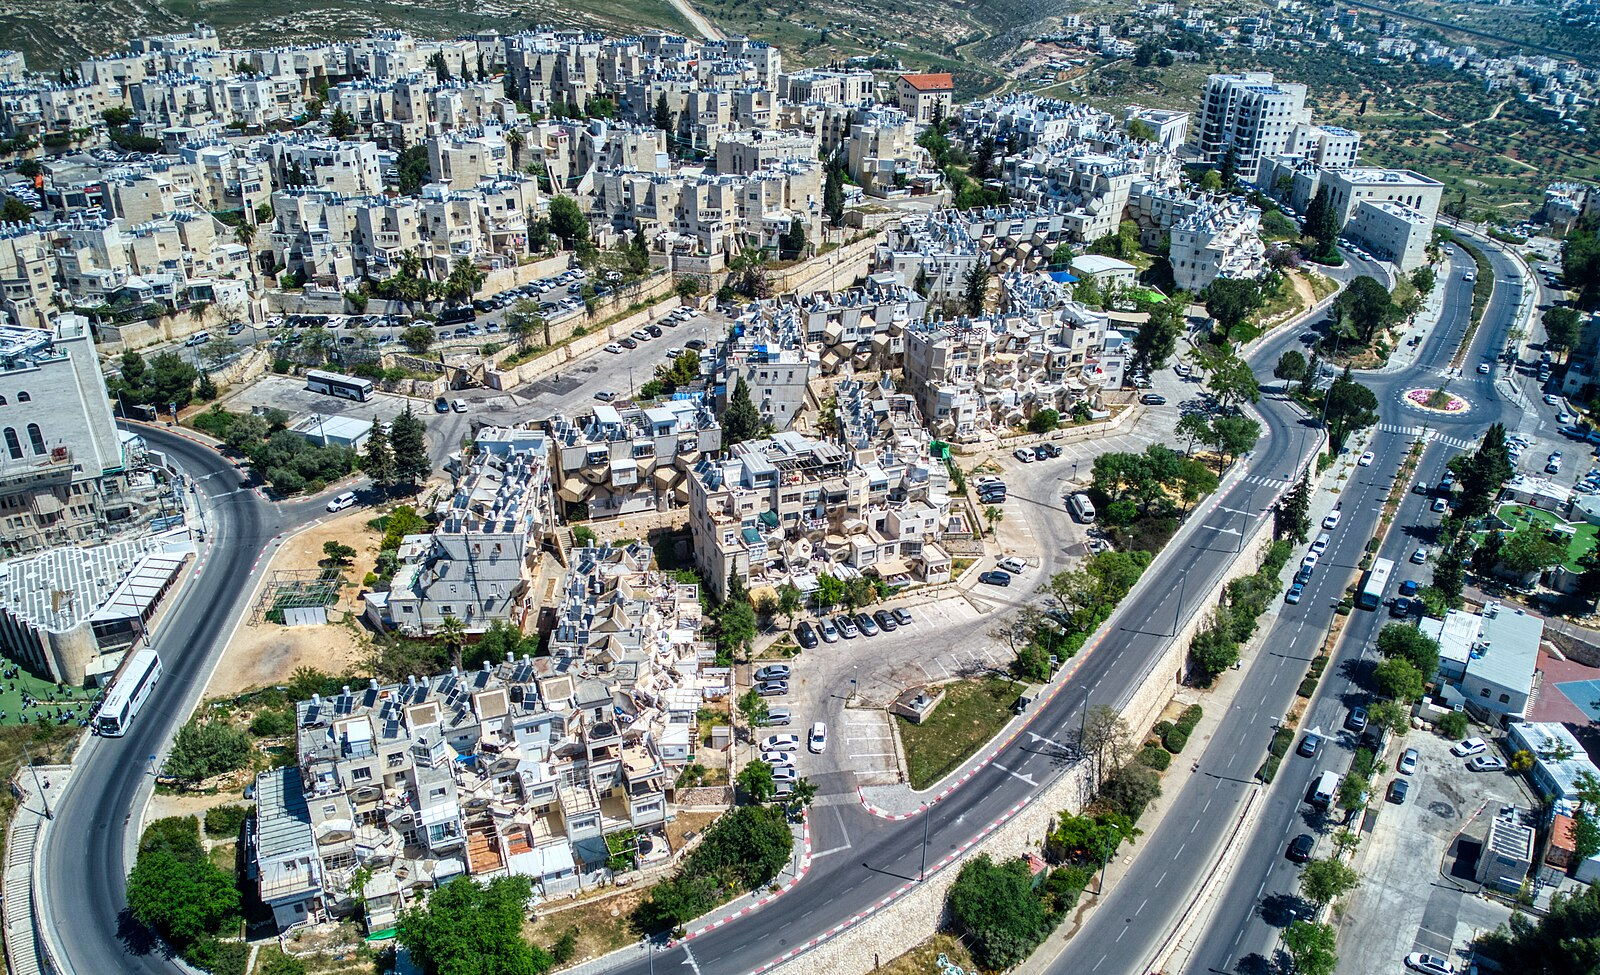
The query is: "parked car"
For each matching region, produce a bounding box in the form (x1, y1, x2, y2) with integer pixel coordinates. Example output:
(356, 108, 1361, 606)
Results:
(1411, 546, 1431, 564)
(1287, 833, 1315, 862)
(759, 708, 791, 727)
(1035, 443, 1059, 459)
(451, 399, 468, 413)
(756, 681, 789, 697)
(1295, 566, 1314, 585)
(620, 337, 638, 349)
(1398, 748, 1419, 775)
(1358, 451, 1374, 466)
(1399, 579, 1419, 596)
(1345, 706, 1368, 732)
(434, 397, 451, 413)
(759, 750, 790, 764)
(1323, 510, 1341, 530)
(1140, 393, 1168, 406)
(818, 618, 839, 643)
(1392, 597, 1413, 617)
(594, 390, 617, 402)
(893, 608, 913, 626)
(755, 665, 791, 682)
(855, 612, 879, 636)
(1404, 952, 1455, 975)
(1451, 737, 1488, 757)
(1478, 362, 1492, 374)
(631, 329, 652, 341)
(761, 734, 800, 752)
(1387, 778, 1410, 804)
(873, 610, 898, 632)
(771, 764, 799, 782)
(997, 556, 1027, 574)
(835, 615, 859, 638)
(1013, 447, 1035, 463)
(1297, 732, 1321, 758)
(979, 570, 1013, 586)
(809, 722, 828, 753)
(326, 491, 358, 513)
(1285, 583, 1304, 604)
(1301, 553, 1320, 570)
(796, 622, 818, 649)
(1468, 755, 1507, 772)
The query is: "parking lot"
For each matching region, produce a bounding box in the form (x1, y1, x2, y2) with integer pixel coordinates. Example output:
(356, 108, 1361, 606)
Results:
(1333, 729, 1525, 975)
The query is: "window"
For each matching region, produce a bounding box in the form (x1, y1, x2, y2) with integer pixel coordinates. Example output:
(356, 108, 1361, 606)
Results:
(1498, 693, 1510, 704)
(0, 395, 6, 405)
(1480, 688, 1490, 697)
(2, 428, 18, 460)
(15, 391, 27, 402)
(351, 767, 372, 781)
(26, 424, 43, 455)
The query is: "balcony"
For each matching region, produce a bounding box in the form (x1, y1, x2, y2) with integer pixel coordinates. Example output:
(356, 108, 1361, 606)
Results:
(0, 444, 72, 490)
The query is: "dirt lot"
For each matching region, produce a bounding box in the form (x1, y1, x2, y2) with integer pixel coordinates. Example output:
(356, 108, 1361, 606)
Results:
(203, 507, 385, 698)
(526, 887, 649, 966)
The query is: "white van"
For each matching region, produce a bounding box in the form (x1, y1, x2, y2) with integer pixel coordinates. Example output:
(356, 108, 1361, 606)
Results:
(184, 331, 211, 347)
(1311, 532, 1331, 556)
(1068, 493, 1096, 523)
(1309, 770, 1340, 809)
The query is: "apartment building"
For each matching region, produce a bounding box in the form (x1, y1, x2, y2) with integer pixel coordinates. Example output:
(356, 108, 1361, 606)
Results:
(895, 73, 955, 124)
(1194, 71, 1310, 181)
(264, 138, 385, 198)
(714, 128, 817, 176)
(588, 161, 822, 261)
(777, 68, 875, 107)
(428, 130, 511, 190)
(367, 426, 554, 636)
(841, 106, 926, 198)
(1282, 122, 1361, 170)
(1168, 196, 1266, 291)
(878, 211, 983, 304)
(688, 427, 953, 601)
(1257, 158, 1441, 270)
(265, 541, 716, 932)
(544, 397, 722, 520)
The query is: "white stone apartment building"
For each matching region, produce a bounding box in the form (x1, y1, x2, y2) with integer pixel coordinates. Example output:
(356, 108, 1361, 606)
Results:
(716, 309, 811, 431)
(268, 558, 712, 932)
(367, 426, 554, 636)
(1256, 157, 1442, 271)
(1419, 601, 1542, 720)
(264, 138, 385, 198)
(1168, 195, 1266, 291)
(588, 161, 822, 261)
(688, 427, 954, 601)
(895, 73, 954, 124)
(1194, 71, 1310, 182)
(544, 397, 722, 520)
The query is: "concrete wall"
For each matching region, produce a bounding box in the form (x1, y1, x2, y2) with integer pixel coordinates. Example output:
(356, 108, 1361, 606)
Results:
(950, 404, 1143, 458)
(483, 284, 681, 391)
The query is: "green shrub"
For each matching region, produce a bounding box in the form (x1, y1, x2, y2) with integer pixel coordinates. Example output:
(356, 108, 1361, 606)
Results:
(1163, 728, 1189, 754)
(1268, 728, 1294, 758)
(204, 805, 250, 838)
(1297, 677, 1320, 698)
(1308, 656, 1329, 678)
(1438, 711, 1469, 739)
(249, 707, 294, 737)
(1175, 705, 1203, 733)
(1153, 720, 1174, 739)
(183, 936, 250, 975)
(1137, 745, 1172, 771)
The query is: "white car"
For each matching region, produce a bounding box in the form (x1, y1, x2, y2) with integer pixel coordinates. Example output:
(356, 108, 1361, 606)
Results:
(1545, 393, 1564, 406)
(326, 491, 358, 512)
(1477, 362, 1491, 375)
(759, 750, 790, 765)
(1405, 952, 1455, 975)
(761, 734, 801, 752)
(1412, 546, 1431, 564)
(604, 343, 624, 354)
(997, 556, 1027, 574)
(771, 764, 799, 782)
(1468, 755, 1507, 772)
(1451, 737, 1487, 757)
(1432, 497, 1449, 512)
(809, 721, 828, 753)
(1358, 451, 1374, 467)
(1559, 411, 1576, 425)
(1301, 552, 1319, 570)
(1013, 447, 1034, 463)
(1322, 510, 1342, 530)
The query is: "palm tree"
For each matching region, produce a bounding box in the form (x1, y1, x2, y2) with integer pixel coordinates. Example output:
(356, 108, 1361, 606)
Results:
(506, 128, 524, 170)
(235, 222, 258, 287)
(436, 614, 467, 670)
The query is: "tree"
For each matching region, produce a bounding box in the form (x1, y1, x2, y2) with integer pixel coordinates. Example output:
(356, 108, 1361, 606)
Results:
(984, 505, 1004, 537)
(1377, 622, 1440, 676)
(775, 583, 802, 629)
(815, 572, 844, 612)
(1332, 275, 1400, 344)
(1211, 414, 1262, 466)
(1080, 704, 1132, 785)
(1190, 608, 1240, 678)
(102, 105, 134, 127)
(1479, 881, 1600, 975)
(322, 540, 357, 567)
(398, 876, 550, 975)
(163, 719, 253, 784)
(442, 256, 485, 304)
(363, 420, 396, 488)
(946, 855, 1051, 971)
(1283, 920, 1339, 975)
(842, 575, 877, 611)
(1028, 408, 1060, 434)
(737, 759, 776, 802)
(1176, 413, 1212, 457)
(1045, 809, 1140, 866)
(1499, 532, 1566, 576)
(1543, 305, 1582, 360)
(653, 92, 673, 133)
(1205, 353, 1261, 410)
(823, 165, 845, 228)
(963, 262, 991, 316)
(389, 406, 430, 485)
(1455, 423, 1515, 521)
(1410, 265, 1436, 296)
(126, 846, 240, 946)
(327, 106, 353, 138)
(1218, 146, 1239, 189)
(1275, 474, 1312, 543)
(1368, 700, 1409, 736)
(1375, 658, 1427, 702)
(1274, 350, 1308, 384)
(223, 412, 270, 453)
(781, 217, 807, 260)
(400, 324, 436, 354)
(1338, 771, 1369, 813)
(1131, 295, 1185, 374)
(1304, 186, 1342, 257)
(1571, 771, 1600, 861)
(436, 614, 468, 670)
(1322, 368, 1379, 455)
(737, 687, 769, 730)
(722, 377, 762, 446)
(507, 299, 549, 349)
(1098, 763, 1161, 819)
(717, 594, 757, 662)
(1126, 118, 1156, 142)
(1300, 857, 1361, 904)
(547, 196, 590, 248)
(1198, 168, 1223, 192)
(0, 196, 30, 222)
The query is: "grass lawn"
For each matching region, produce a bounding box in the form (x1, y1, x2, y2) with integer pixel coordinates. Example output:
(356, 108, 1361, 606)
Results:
(0, 667, 99, 727)
(1491, 502, 1598, 573)
(898, 675, 1023, 790)
(877, 934, 978, 975)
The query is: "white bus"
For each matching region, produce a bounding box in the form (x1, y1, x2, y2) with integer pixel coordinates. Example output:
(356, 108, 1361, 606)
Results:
(95, 647, 162, 737)
(1357, 557, 1395, 610)
(305, 369, 374, 403)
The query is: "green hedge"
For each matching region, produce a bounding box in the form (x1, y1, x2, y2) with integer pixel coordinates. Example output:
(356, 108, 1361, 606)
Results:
(1258, 753, 1282, 784)
(1297, 677, 1320, 698)
(1137, 745, 1172, 771)
(1175, 705, 1203, 734)
(1153, 720, 1174, 739)
(1164, 728, 1190, 754)
(1268, 728, 1294, 758)
(1308, 655, 1329, 678)
(203, 805, 250, 838)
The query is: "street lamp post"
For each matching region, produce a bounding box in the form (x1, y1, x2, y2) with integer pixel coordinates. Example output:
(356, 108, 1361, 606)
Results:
(23, 743, 50, 820)
(919, 803, 930, 881)
(1170, 568, 1189, 637)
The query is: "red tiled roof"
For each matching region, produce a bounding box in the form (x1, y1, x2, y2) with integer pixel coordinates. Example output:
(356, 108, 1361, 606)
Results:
(899, 72, 954, 92)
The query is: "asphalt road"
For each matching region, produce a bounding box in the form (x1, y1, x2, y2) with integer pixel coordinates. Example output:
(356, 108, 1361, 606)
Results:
(1178, 231, 1529, 975)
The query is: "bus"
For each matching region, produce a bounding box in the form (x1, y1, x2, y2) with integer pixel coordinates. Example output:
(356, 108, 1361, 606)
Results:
(95, 647, 162, 737)
(1356, 557, 1395, 610)
(305, 370, 374, 403)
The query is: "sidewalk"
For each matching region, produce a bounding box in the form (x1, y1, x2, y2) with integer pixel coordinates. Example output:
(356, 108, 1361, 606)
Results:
(3, 763, 72, 975)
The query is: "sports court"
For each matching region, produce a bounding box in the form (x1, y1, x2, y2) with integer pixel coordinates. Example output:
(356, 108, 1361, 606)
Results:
(1553, 678, 1600, 722)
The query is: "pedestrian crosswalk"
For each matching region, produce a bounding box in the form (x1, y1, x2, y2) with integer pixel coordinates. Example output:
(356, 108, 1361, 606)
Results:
(1244, 474, 1291, 489)
(1374, 423, 1475, 450)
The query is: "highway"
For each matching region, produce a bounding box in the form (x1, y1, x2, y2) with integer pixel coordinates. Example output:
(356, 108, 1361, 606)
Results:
(1180, 234, 1532, 975)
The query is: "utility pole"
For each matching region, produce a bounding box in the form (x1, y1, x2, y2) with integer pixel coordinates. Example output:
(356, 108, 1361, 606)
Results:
(920, 803, 930, 881)
(1170, 568, 1189, 637)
